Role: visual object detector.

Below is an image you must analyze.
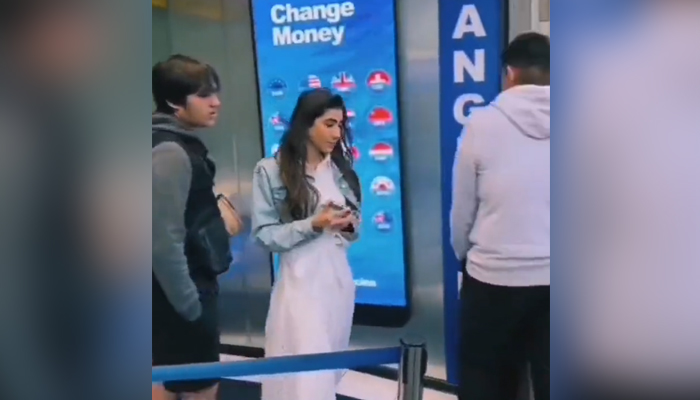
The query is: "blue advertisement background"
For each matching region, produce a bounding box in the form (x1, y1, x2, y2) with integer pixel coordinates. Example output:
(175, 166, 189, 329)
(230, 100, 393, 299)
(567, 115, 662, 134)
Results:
(438, 0, 505, 383)
(251, 0, 408, 307)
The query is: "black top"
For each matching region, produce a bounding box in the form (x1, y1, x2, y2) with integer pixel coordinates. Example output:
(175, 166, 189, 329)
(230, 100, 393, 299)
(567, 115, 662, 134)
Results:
(152, 129, 231, 291)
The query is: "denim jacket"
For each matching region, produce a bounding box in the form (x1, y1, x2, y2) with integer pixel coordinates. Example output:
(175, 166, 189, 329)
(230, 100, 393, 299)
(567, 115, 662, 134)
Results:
(251, 157, 361, 252)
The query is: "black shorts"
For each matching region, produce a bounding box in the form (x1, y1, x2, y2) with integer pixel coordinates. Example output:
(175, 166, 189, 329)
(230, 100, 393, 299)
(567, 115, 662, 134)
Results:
(153, 291, 220, 394)
(458, 272, 550, 400)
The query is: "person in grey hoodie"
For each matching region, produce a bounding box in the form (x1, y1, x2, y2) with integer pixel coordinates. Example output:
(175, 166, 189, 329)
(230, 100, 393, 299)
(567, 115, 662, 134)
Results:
(450, 32, 550, 400)
(152, 55, 232, 400)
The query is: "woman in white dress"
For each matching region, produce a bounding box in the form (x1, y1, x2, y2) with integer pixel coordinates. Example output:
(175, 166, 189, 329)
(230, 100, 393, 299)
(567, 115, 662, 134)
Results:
(251, 88, 362, 400)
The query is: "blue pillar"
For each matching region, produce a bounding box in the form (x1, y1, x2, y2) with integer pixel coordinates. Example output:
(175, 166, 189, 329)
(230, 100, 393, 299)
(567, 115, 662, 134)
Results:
(438, 0, 506, 385)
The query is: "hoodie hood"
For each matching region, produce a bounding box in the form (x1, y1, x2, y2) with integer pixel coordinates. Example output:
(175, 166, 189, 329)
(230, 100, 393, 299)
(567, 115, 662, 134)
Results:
(491, 85, 550, 140)
(152, 113, 196, 138)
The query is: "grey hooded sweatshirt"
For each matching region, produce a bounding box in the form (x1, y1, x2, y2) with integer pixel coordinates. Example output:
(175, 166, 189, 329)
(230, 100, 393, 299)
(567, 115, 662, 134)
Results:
(152, 113, 202, 321)
(450, 85, 550, 287)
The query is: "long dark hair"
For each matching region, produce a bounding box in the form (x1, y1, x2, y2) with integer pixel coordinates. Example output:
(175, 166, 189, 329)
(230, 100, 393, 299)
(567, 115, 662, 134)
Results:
(277, 88, 361, 220)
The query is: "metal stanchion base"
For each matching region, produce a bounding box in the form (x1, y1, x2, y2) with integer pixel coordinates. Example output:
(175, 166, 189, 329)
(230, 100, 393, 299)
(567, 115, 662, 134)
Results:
(398, 336, 428, 400)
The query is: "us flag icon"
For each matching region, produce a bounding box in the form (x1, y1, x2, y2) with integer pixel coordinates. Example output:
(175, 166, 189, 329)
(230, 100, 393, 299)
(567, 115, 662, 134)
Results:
(300, 75, 322, 90)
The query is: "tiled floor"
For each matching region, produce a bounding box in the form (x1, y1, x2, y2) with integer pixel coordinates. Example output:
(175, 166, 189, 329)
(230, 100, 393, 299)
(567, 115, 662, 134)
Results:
(220, 379, 357, 400)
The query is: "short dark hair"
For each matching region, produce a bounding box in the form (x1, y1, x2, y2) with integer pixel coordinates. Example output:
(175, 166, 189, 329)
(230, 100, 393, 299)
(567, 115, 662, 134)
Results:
(152, 55, 221, 114)
(502, 32, 550, 85)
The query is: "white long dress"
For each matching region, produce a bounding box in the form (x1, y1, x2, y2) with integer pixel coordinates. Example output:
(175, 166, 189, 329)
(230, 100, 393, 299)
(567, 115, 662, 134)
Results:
(261, 160, 357, 400)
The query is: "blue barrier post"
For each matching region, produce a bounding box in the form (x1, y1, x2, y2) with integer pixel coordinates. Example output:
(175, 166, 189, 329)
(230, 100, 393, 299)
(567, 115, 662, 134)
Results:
(398, 337, 428, 400)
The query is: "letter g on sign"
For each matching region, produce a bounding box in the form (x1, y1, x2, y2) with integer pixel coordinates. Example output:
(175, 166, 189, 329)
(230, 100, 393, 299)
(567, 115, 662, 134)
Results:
(452, 93, 485, 126)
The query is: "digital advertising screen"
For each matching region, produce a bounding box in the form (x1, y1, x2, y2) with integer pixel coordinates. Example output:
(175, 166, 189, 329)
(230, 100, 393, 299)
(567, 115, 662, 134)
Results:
(250, 0, 408, 310)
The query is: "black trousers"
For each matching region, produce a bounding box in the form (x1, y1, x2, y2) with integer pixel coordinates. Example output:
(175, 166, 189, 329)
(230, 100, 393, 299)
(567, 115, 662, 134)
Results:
(152, 280, 220, 394)
(458, 272, 550, 400)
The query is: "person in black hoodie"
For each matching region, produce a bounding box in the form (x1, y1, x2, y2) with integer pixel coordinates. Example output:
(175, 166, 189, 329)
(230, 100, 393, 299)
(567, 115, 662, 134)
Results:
(152, 55, 232, 400)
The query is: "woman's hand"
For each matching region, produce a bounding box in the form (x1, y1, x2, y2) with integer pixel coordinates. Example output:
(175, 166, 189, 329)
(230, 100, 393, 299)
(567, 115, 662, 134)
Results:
(311, 204, 336, 232)
(329, 210, 355, 231)
(218, 195, 243, 236)
(312, 203, 354, 232)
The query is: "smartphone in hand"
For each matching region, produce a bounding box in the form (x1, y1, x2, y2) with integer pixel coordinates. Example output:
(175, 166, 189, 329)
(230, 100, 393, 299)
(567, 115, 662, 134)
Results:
(327, 202, 355, 232)
(340, 224, 355, 233)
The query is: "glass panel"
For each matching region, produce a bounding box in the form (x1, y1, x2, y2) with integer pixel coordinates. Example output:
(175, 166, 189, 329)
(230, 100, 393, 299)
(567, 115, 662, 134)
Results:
(152, 0, 266, 350)
(540, 0, 550, 22)
(152, 7, 172, 64)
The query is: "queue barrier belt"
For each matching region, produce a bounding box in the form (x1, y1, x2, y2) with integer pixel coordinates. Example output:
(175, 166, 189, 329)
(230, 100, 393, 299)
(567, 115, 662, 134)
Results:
(152, 346, 402, 383)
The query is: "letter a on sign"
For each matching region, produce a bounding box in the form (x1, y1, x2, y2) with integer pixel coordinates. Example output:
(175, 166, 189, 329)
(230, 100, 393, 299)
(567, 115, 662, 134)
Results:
(452, 5, 486, 39)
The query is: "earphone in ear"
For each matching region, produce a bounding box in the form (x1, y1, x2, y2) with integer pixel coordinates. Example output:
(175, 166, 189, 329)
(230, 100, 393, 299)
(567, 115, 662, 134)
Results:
(166, 101, 180, 112)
